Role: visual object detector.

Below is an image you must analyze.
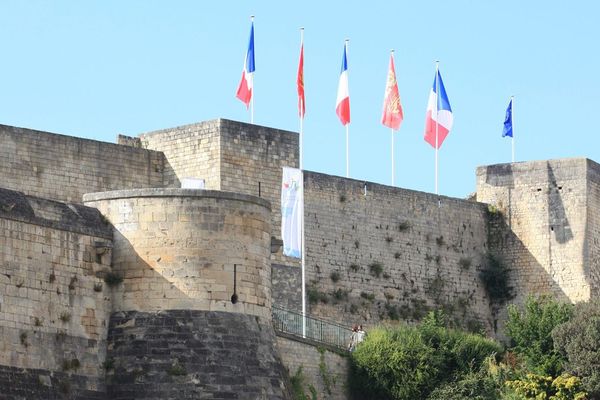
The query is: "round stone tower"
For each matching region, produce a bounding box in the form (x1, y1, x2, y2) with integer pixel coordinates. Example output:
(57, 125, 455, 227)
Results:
(84, 188, 290, 399)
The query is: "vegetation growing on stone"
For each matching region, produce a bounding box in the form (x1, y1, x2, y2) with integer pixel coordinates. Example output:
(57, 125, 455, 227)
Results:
(480, 252, 513, 306)
(329, 271, 341, 283)
(104, 271, 123, 286)
(290, 366, 317, 400)
(368, 262, 384, 278)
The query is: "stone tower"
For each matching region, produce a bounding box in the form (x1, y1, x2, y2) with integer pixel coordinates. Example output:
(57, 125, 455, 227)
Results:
(84, 189, 290, 399)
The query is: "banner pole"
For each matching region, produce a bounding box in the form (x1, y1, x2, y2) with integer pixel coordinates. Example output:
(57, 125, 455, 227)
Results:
(391, 128, 395, 186)
(299, 27, 306, 338)
(435, 61, 439, 195)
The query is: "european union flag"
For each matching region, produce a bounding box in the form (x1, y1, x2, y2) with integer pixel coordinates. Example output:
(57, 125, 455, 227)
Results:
(502, 98, 513, 138)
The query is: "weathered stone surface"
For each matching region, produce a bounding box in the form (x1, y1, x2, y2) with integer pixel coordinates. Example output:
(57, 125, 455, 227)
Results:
(139, 119, 300, 267)
(0, 124, 167, 203)
(272, 264, 301, 312)
(301, 171, 492, 331)
(0, 364, 105, 400)
(84, 189, 273, 318)
(275, 334, 348, 400)
(477, 159, 588, 304)
(0, 193, 112, 398)
(106, 310, 291, 400)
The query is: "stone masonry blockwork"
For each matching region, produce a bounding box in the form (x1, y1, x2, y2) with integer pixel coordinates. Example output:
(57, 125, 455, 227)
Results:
(106, 310, 291, 400)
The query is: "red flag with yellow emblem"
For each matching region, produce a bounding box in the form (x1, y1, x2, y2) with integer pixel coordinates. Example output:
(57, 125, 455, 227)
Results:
(381, 53, 403, 130)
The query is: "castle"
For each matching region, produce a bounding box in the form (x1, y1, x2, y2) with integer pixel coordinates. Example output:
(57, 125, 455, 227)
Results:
(0, 118, 598, 399)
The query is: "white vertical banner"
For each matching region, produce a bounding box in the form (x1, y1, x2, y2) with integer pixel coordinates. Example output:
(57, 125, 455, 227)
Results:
(281, 167, 303, 258)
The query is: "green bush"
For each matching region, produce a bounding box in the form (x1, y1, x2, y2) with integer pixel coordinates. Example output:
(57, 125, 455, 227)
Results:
(505, 372, 587, 399)
(505, 296, 573, 376)
(553, 299, 600, 396)
(349, 311, 502, 400)
(426, 368, 500, 400)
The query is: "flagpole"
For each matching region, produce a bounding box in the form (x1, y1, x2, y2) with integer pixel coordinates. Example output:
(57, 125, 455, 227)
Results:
(250, 15, 255, 124)
(511, 95, 515, 163)
(299, 28, 304, 170)
(299, 27, 307, 339)
(435, 61, 439, 195)
(391, 128, 395, 186)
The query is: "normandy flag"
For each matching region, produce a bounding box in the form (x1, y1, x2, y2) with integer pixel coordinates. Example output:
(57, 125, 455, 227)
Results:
(381, 52, 403, 130)
(281, 167, 303, 258)
(297, 40, 305, 118)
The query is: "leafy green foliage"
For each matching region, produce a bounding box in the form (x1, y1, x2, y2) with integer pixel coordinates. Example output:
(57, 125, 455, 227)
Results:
(505, 296, 573, 376)
(426, 367, 500, 400)
(290, 366, 317, 400)
(553, 299, 600, 396)
(479, 252, 513, 305)
(505, 373, 587, 399)
(349, 311, 502, 400)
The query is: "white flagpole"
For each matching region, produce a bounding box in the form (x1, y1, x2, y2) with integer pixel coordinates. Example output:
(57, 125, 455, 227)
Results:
(346, 125, 350, 178)
(391, 129, 395, 186)
(299, 28, 304, 170)
(435, 61, 439, 195)
(511, 95, 515, 163)
(299, 27, 307, 339)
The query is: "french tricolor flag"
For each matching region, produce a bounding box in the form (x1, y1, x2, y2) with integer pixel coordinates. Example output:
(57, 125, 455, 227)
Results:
(236, 21, 255, 107)
(424, 69, 453, 149)
(336, 42, 350, 126)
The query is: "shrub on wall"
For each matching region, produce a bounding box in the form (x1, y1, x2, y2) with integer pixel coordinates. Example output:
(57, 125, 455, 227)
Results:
(480, 252, 513, 306)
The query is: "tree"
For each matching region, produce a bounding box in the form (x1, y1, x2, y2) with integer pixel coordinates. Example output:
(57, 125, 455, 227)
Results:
(553, 300, 600, 397)
(505, 296, 573, 376)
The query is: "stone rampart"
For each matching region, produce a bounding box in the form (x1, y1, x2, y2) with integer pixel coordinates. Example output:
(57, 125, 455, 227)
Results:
(301, 172, 492, 331)
(0, 124, 166, 203)
(0, 188, 113, 398)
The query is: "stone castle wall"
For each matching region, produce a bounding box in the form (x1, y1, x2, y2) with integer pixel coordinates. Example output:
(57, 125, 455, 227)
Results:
(585, 160, 600, 298)
(301, 172, 493, 331)
(138, 120, 222, 190)
(276, 334, 349, 400)
(0, 124, 166, 203)
(0, 188, 113, 398)
(476, 158, 591, 306)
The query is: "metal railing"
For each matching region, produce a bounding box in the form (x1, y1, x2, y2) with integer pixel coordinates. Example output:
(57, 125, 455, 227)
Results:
(272, 305, 353, 350)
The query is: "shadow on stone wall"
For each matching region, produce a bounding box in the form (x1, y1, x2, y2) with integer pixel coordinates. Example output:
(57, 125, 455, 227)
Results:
(485, 163, 571, 339)
(547, 164, 573, 245)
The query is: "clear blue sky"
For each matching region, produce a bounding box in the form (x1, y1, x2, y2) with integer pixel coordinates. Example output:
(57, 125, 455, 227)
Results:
(0, 1, 597, 198)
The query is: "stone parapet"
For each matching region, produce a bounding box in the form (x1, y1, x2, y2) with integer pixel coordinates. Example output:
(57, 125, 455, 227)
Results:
(84, 188, 273, 318)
